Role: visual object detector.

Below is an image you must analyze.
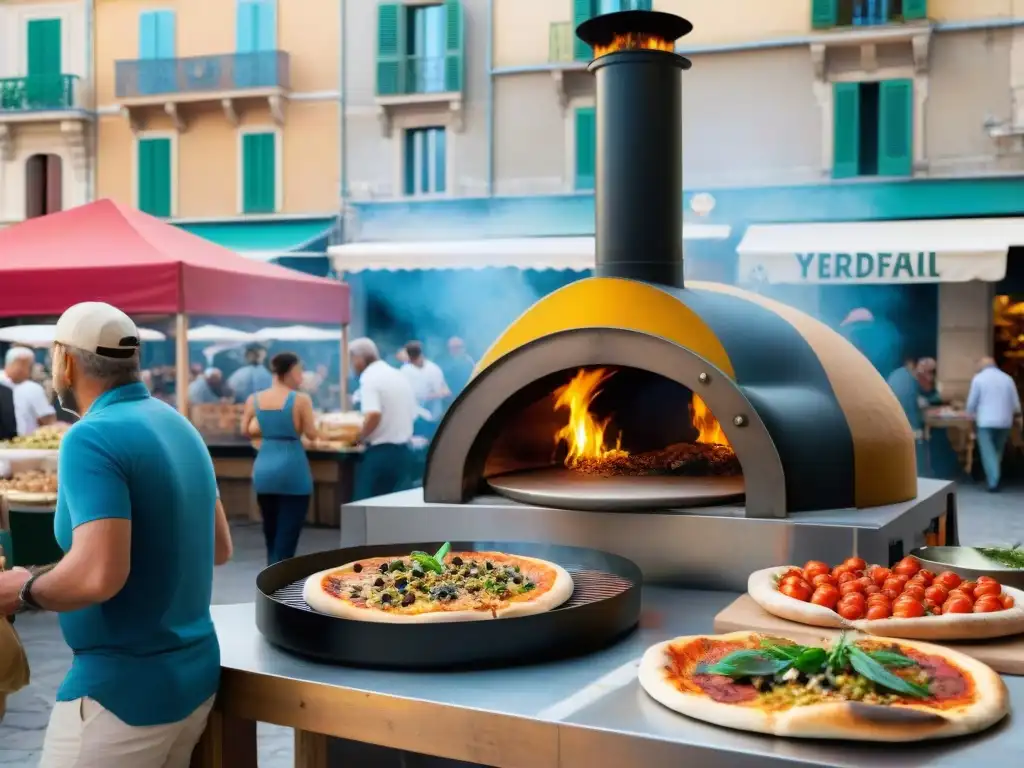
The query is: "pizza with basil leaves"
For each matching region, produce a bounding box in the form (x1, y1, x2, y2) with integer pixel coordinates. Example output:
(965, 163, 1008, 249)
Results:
(302, 543, 574, 623)
(638, 631, 1008, 742)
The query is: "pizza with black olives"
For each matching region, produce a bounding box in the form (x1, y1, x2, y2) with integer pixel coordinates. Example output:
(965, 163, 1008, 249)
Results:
(302, 543, 574, 623)
(638, 631, 1008, 742)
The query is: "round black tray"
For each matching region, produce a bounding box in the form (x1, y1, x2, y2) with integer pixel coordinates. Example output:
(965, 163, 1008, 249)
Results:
(255, 541, 643, 670)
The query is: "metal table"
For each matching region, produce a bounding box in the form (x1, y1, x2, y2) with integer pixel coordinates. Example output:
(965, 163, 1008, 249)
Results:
(192, 587, 1024, 768)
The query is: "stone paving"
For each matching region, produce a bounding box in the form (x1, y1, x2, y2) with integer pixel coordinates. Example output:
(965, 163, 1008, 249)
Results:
(1, 484, 1023, 766)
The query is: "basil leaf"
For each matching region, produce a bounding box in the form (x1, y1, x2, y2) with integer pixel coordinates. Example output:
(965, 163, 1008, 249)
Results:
(867, 650, 917, 668)
(703, 651, 791, 678)
(828, 632, 851, 672)
(760, 641, 806, 661)
(848, 647, 929, 698)
(411, 553, 444, 574)
(433, 542, 451, 562)
(793, 647, 828, 675)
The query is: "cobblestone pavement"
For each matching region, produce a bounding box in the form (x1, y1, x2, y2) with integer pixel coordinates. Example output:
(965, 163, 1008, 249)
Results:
(2, 484, 1023, 766)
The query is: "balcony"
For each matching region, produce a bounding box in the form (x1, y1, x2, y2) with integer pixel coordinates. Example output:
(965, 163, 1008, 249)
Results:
(114, 51, 290, 132)
(0, 74, 90, 170)
(375, 55, 463, 138)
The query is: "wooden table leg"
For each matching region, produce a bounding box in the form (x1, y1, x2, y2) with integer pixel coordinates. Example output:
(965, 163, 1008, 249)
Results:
(295, 730, 329, 768)
(189, 708, 258, 768)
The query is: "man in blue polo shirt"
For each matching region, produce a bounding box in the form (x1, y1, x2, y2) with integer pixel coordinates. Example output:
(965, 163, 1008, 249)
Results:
(0, 302, 228, 766)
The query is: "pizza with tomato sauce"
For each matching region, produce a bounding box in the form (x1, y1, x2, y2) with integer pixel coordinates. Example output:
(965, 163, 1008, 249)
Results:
(638, 631, 1008, 742)
(302, 542, 574, 623)
(748, 556, 1024, 640)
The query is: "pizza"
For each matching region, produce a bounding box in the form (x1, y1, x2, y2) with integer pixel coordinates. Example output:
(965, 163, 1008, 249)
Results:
(748, 556, 1024, 640)
(302, 542, 574, 623)
(638, 631, 1009, 742)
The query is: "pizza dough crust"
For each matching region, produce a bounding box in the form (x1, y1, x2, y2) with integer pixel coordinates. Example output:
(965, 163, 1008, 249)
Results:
(638, 631, 1009, 742)
(302, 553, 575, 623)
(748, 566, 1024, 640)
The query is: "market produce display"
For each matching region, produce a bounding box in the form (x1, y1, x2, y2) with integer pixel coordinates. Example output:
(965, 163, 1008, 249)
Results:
(749, 556, 1024, 640)
(302, 542, 574, 623)
(0, 424, 65, 451)
(0, 470, 58, 503)
(639, 631, 1008, 742)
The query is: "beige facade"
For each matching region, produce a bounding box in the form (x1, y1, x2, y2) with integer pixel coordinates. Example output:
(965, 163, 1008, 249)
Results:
(94, 0, 340, 219)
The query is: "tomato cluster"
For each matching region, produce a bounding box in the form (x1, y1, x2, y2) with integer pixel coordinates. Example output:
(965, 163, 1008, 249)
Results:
(776, 556, 1015, 621)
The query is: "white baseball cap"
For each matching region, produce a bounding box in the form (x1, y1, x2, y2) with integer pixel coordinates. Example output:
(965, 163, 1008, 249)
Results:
(54, 302, 140, 359)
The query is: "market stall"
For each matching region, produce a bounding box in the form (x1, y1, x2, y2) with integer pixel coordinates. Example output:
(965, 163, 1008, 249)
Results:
(0, 199, 357, 530)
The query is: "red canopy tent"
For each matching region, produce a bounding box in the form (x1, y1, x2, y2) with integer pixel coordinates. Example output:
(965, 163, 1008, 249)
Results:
(0, 199, 351, 411)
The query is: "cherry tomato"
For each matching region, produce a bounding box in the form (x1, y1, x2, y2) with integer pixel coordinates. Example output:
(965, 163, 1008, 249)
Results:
(974, 596, 1004, 613)
(781, 574, 809, 587)
(869, 566, 892, 586)
(893, 573, 911, 586)
(837, 572, 857, 585)
(856, 576, 875, 590)
(867, 593, 891, 606)
(840, 580, 865, 596)
(812, 573, 836, 588)
(881, 588, 903, 601)
(838, 602, 865, 621)
(844, 557, 867, 573)
(781, 583, 812, 602)
(946, 589, 974, 605)
(916, 569, 936, 585)
(959, 581, 978, 598)
(893, 600, 925, 618)
(893, 557, 921, 577)
(923, 599, 943, 615)
(977, 575, 999, 586)
(901, 584, 926, 602)
(882, 578, 905, 594)
(943, 596, 973, 614)
(865, 603, 891, 620)
(973, 582, 1002, 599)
(803, 561, 831, 580)
(1002, 594, 1016, 609)
(863, 584, 881, 596)
(839, 592, 866, 611)
(935, 571, 962, 590)
(924, 584, 950, 603)
(811, 586, 840, 609)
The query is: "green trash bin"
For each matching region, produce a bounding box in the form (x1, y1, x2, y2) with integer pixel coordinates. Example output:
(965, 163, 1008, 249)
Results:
(8, 506, 62, 567)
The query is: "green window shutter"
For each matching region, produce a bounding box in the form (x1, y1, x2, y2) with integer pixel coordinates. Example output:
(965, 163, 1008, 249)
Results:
(376, 3, 404, 96)
(138, 137, 171, 217)
(832, 82, 860, 179)
(574, 107, 596, 190)
(878, 79, 914, 177)
(811, 0, 838, 29)
(27, 19, 62, 107)
(903, 0, 928, 20)
(626, 0, 653, 9)
(243, 132, 276, 213)
(573, 0, 594, 62)
(443, 0, 464, 92)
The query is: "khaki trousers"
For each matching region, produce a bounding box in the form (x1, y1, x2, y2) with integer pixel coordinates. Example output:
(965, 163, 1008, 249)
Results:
(38, 695, 215, 768)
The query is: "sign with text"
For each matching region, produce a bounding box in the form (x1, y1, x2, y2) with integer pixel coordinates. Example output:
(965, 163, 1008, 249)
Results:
(739, 250, 1007, 285)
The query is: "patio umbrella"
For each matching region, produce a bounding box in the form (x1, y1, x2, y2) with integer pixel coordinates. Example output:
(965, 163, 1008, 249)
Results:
(0, 324, 166, 347)
(254, 325, 343, 342)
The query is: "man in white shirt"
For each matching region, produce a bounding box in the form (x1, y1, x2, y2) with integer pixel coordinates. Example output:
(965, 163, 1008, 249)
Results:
(966, 357, 1022, 492)
(350, 337, 417, 500)
(400, 341, 450, 421)
(0, 347, 56, 435)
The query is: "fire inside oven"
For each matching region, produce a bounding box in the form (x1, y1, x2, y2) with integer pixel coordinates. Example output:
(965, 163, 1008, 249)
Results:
(482, 365, 745, 510)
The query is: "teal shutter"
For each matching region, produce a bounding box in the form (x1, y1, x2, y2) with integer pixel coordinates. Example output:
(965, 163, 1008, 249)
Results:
(236, 0, 258, 52)
(903, 0, 927, 20)
(242, 132, 276, 213)
(256, 0, 276, 50)
(443, 0, 463, 92)
(574, 107, 596, 190)
(376, 3, 404, 96)
(811, 0, 838, 29)
(878, 79, 913, 177)
(139, 12, 159, 58)
(573, 0, 594, 62)
(27, 19, 62, 107)
(138, 138, 171, 217)
(626, 0, 653, 9)
(832, 82, 860, 179)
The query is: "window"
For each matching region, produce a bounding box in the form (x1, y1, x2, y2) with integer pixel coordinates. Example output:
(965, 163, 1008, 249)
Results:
(813, 0, 927, 29)
(26, 19, 63, 109)
(403, 127, 446, 196)
(137, 137, 172, 217)
(241, 131, 277, 213)
(376, 1, 463, 96)
(574, 107, 596, 190)
(236, 0, 277, 88)
(574, 0, 652, 60)
(138, 10, 176, 96)
(833, 79, 913, 179)
(24, 154, 62, 219)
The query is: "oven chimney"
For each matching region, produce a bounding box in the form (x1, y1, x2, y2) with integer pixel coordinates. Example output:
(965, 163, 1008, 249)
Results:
(577, 10, 692, 289)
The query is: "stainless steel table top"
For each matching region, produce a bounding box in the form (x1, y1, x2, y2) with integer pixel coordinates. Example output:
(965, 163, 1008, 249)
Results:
(212, 586, 1023, 767)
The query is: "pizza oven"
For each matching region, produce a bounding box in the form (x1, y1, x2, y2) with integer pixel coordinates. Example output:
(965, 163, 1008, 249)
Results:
(422, 10, 916, 520)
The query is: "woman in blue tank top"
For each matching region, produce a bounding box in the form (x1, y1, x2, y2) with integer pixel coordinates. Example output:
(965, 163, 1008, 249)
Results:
(241, 352, 318, 564)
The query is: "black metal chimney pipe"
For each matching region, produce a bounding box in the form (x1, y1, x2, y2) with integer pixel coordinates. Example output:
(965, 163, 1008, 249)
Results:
(577, 11, 692, 288)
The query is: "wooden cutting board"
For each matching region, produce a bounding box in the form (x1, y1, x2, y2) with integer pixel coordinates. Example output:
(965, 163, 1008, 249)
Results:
(714, 594, 1024, 676)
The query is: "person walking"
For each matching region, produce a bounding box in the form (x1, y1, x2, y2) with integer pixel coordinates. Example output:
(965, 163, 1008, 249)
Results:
(350, 338, 417, 500)
(242, 352, 318, 564)
(0, 301, 232, 767)
(966, 357, 1021, 492)
(227, 344, 272, 404)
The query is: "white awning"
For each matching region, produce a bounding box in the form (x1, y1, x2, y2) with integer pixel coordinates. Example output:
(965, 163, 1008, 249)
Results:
(737, 218, 1024, 284)
(329, 226, 731, 272)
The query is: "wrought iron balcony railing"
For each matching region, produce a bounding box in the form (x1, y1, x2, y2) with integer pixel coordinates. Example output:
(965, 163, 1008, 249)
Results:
(549, 22, 574, 63)
(0, 74, 80, 112)
(378, 55, 459, 96)
(115, 51, 290, 100)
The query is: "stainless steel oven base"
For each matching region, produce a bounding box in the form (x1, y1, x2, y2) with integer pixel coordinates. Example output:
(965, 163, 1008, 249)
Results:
(340, 479, 957, 592)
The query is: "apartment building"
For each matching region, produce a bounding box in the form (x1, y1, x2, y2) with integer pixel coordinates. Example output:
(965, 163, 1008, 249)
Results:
(0, 0, 92, 225)
(93, 0, 342, 258)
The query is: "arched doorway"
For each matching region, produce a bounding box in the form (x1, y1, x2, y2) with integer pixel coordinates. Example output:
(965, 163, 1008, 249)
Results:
(24, 153, 62, 219)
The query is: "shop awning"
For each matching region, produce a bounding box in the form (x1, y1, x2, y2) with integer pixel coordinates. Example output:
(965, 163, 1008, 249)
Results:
(178, 218, 335, 261)
(736, 218, 1024, 284)
(329, 226, 731, 272)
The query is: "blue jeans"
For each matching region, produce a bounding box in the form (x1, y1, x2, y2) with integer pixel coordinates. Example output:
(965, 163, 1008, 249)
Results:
(257, 493, 309, 564)
(976, 427, 1010, 490)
